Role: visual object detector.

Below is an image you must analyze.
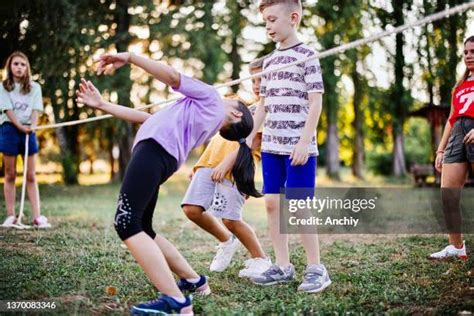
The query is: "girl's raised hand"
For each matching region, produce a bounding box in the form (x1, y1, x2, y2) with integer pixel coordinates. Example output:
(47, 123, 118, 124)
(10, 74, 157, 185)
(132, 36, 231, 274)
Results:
(76, 78, 103, 109)
(96, 52, 131, 75)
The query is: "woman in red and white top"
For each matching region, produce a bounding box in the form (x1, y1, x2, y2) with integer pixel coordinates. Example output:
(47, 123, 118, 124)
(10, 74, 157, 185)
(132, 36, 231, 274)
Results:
(430, 36, 474, 260)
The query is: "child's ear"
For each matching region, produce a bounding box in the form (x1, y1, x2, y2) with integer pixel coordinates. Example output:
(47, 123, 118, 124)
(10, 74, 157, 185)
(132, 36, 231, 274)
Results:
(291, 12, 300, 25)
(231, 110, 243, 118)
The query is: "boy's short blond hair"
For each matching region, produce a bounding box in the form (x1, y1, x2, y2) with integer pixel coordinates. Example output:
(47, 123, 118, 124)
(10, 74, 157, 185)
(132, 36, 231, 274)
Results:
(258, 0, 302, 13)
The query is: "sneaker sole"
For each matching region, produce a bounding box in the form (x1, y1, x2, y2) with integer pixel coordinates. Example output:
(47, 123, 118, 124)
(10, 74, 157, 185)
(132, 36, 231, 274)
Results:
(251, 279, 293, 286)
(239, 271, 270, 279)
(1, 224, 17, 228)
(131, 306, 193, 315)
(300, 279, 332, 293)
(196, 283, 211, 296)
(427, 255, 468, 261)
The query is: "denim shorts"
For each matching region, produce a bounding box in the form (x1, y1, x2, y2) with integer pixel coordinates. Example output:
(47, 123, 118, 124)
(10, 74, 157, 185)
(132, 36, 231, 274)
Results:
(444, 117, 474, 164)
(0, 122, 39, 156)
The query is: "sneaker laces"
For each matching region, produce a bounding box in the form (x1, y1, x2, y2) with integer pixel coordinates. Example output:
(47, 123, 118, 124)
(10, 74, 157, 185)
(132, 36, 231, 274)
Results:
(144, 297, 167, 306)
(243, 259, 253, 268)
(303, 268, 324, 283)
(263, 265, 282, 277)
(213, 245, 227, 261)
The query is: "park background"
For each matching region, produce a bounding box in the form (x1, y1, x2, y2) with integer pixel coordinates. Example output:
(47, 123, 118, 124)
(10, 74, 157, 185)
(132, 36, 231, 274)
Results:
(0, 0, 473, 314)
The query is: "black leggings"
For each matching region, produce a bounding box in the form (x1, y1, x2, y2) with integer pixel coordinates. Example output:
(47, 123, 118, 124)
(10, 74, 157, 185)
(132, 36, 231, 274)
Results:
(114, 139, 177, 240)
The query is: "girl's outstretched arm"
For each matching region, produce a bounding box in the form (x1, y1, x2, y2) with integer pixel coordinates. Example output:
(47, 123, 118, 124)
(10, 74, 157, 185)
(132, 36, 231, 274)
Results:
(96, 52, 180, 88)
(76, 79, 151, 124)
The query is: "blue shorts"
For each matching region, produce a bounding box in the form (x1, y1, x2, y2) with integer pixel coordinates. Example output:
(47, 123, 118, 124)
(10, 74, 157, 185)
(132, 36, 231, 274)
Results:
(0, 122, 39, 156)
(261, 152, 316, 199)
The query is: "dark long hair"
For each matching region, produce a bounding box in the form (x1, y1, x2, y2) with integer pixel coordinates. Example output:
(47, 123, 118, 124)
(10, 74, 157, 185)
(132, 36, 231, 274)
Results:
(219, 101, 262, 198)
(3, 51, 32, 94)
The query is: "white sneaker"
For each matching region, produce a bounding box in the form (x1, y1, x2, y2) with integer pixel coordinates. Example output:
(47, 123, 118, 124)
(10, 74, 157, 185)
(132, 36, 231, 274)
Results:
(1, 216, 17, 227)
(429, 241, 467, 260)
(209, 235, 241, 272)
(239, 257, 272, 278)
(33, 216, 52, 229)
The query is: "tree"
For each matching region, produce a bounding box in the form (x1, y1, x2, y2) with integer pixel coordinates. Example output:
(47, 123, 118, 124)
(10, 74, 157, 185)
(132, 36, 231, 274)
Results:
(373, 0, 414, 176)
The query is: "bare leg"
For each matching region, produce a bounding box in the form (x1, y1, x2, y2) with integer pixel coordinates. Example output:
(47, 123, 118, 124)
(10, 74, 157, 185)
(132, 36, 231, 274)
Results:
(265, 194, 290, 266)
(153, 234, 199, 279)
(222, 219, 266, 258)
(3, 155, 17, 217)
(124, 232, 185, 299)
(183, 204, 231, 243)
(299, 233, 320, 265)
(441, 162, 469, 248)
(25, 154, 41, 219)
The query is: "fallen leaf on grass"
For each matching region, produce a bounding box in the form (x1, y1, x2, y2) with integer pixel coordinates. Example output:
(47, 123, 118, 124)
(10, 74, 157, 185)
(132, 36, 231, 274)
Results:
(105, 286, 118, 296)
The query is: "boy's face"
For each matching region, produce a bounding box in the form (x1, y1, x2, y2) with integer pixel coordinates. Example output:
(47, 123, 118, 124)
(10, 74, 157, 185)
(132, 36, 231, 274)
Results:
(261, 4, 298, 43)
(250, 68, 262, 97)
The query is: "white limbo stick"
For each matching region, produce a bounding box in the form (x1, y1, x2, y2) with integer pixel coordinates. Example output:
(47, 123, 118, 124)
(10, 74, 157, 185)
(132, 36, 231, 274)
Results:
(14, 134, 31, 229)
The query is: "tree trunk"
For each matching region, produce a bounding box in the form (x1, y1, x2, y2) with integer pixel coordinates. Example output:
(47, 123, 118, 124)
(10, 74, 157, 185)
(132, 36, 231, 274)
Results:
(391, 0, 408, 177)
(392, 131, 406, 176)
(115, 0, 133, 180)
(118, 124, 133, 180)
(321, 56, 340, 180)
(230, 33, 241, 93)
(351, 67, 364, 179)
(109, 142, 115, 181)
(326, 123, 340, 180)
(56, 126, 79, 184)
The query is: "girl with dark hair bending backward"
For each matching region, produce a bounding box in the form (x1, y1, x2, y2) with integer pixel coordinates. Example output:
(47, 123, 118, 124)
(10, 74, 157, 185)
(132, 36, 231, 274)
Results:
(430, 36, 474, 260)
(76, 51, 259, 315)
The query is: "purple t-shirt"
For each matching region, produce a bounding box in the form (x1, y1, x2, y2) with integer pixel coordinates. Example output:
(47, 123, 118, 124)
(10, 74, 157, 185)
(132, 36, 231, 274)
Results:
(133, 74, 225, 166)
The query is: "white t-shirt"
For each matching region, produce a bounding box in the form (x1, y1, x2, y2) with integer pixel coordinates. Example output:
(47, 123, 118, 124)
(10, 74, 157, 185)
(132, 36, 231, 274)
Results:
(0, 81, 44, 125)
(260, 43, 324, 156)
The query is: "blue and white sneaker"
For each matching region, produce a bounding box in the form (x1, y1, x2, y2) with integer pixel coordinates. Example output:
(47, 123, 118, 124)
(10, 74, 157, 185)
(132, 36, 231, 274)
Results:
(251, 264, 295, 285)
(130, 294, 193, 315)
(297, 264, 331, 293)
(177, 275, 211, 295)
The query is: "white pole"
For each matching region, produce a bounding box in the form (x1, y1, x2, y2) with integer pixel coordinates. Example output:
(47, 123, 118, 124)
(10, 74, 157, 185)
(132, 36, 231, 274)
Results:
(15, 134, 30, 229)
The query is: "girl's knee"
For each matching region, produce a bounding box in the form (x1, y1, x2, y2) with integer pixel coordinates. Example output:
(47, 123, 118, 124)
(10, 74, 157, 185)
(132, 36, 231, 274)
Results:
(222, 218, 239, 231)
(26, 172, 36, 183)
(265, 200, 279, 214)
(4, 171, 16, 183)
(183, 205, 203, 221)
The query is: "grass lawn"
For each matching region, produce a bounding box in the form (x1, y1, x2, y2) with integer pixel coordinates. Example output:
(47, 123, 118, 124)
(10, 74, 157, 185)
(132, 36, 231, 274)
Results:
(0, 167, 473, 315)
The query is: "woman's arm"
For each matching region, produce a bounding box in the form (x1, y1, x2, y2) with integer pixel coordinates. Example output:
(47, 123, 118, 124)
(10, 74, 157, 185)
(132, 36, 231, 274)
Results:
(76, 79, 151, 124)
(435, 104, 455, 172)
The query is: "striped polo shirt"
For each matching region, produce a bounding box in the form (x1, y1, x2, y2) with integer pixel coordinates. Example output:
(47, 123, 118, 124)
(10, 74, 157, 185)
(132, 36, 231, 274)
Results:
(260, 42, 324, 156)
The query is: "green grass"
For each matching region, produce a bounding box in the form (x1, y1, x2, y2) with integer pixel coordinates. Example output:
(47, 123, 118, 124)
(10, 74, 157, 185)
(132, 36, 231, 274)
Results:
(0, 170, 472, 315)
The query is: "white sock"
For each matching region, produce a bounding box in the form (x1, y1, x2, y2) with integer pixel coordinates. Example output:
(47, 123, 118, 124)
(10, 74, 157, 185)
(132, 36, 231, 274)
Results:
(186, 276, 201, 283)
(170, 295, 186, 304)
(221, 235, 234, 245)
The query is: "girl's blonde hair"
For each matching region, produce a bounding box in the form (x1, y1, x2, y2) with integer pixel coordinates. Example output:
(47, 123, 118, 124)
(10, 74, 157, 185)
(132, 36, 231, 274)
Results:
(2, 51, 32, 94)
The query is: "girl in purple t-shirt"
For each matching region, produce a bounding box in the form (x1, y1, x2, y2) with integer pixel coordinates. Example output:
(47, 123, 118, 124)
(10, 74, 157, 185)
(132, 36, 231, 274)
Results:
(76, 52, 261, 315)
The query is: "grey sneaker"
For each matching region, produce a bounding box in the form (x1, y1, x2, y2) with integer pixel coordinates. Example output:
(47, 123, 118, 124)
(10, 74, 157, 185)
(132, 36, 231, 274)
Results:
(297, 264, 331, 293)
(251, 264, 295, 285)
